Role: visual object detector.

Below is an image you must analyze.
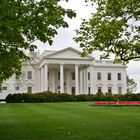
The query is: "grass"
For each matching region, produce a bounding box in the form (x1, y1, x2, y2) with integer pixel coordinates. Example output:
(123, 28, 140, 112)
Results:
(0, 102, 140, 140)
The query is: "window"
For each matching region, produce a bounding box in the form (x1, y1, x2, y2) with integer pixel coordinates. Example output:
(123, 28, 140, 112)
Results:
(15, 86, 20, 90)
(108, 73, 111, 80)
(118, 73, 121, 80)
(88, 72, 90, 80)
(108, 87, 112, 93)
(71, 87, 75, 95)
(48, 72, 49, 80)
(27, 71, 32, 79)
(98, 87, 102, 93)
(27, 86, 32, 93)
(118, 87, 122, 94)
(2, 87, 7, 90)
(71, 72, 75, 80)
(58, 72, 60, 80)
(88, 87, 91, 94)
(97, 72, 101, 80)
(15, 75, 20, 80)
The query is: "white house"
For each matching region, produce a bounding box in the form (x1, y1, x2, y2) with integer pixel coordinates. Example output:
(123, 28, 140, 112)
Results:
(0, 47, 127, 99)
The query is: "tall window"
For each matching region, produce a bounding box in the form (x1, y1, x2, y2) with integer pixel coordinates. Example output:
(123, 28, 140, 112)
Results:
(27, 86, 32, 93)
(27, 71, 32, 79)
(15, 86, 20, 90)
(15, 75, 20, 80)
(2, 87, 7, 90)
(71, 72, 75, 80)
(88, 72, 90, 80)
(118, 87, 122, 94)
(108, 87, 112, 93)
(58, 72, 60, 80)
(97, 72, 101, 80)
(48, 72, 49, 80)
(71, 87, 75, 95)
(118, 73, 121, 80)
(88, 87, 91, 94)
(108, 73, 111, 80)
(98, 87, 102, 93)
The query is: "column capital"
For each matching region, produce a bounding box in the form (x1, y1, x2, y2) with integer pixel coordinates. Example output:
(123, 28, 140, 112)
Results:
(44, 63, 49, 65)
(75, 64, 79, 66)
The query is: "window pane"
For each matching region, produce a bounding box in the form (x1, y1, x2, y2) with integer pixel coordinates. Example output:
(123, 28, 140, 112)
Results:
(97, 72, 101, 80)
(2, 87, 7, 90)
(108, 87, 112, 93)
(15, 86, 20, 90)
(88, 72, 90, 80)
(71, 72, 75, 80)
(88, 87, 90, 94)
(71, 87, 75, 95)
(27, 71, 32, 79)
(118, 87, 122, 94)
(108, 73, 111, 80)
(27, 86, 32, 93)
(58, 72, 60, 80)
(15, 75, 20, 80)
(118, 73, 121, 80)
(98, 87, 102, 93)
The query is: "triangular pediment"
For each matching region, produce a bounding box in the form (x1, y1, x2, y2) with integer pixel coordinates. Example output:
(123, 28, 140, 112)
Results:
(44, 47, 94, 60)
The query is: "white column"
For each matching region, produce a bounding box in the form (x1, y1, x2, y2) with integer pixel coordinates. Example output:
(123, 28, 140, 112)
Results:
(36, 69, 41, 92)
(75, 64, 79, 95)
(90, 65, 94, 94)
(80, 70, 83, 94)
(44, 64, 48, 91)
(84, 68, 88, 94)
(41, 66, 44, 92)
(66, 70, 70, 94)
(51, 69, 55, 93)
(82, 70, 84, 94)
(60, 64, 64, 93)
(39, 69, 41, 92)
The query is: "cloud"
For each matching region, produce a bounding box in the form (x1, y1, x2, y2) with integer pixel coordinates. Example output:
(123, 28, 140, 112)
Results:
(127, 61, 140, 75)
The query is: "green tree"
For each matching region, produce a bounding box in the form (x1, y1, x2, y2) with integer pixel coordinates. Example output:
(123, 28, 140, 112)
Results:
(75, 0, 140, 63)
(0, 0, 76, 86)
(127, 76, 137, 93)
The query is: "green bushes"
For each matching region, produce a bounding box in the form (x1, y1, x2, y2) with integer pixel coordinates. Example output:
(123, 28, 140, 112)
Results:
(5, 92, 140, 103)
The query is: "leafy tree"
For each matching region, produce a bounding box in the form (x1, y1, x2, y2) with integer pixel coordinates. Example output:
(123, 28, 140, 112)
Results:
(127, 76, 137, 93)
(75, 0, 140, 63)
(0, 0, 76, 86)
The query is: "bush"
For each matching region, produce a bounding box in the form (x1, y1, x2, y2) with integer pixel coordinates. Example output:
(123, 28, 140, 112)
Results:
(5, 92, 140, 103)
(6, 92, 76, 103)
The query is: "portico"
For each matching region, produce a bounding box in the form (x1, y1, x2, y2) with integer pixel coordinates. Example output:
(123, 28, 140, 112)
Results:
(39, 63, 94, 95)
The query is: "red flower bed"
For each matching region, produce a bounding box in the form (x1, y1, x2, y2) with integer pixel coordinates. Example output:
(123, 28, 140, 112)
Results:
(92, 101, 140, 106)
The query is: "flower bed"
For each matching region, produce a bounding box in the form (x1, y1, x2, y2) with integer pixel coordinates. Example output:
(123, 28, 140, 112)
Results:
(91, 101, 140, 106)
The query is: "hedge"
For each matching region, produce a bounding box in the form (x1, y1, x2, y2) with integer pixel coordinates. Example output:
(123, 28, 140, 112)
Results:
(5, 92, 140, 103)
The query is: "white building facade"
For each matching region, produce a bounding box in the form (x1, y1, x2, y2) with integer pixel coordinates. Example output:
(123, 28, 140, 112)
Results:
(0, 47, 127, 99)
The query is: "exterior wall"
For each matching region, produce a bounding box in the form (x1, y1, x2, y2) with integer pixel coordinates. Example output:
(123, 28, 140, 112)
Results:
(0, 48, 127, 99)
(87, 67, 127, 94)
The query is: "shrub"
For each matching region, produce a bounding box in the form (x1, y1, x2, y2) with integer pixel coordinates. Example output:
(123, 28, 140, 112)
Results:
(5, 92, 140, 103)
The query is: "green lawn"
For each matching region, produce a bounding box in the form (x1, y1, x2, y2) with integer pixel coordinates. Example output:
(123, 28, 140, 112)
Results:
(0, 102, 140, 140)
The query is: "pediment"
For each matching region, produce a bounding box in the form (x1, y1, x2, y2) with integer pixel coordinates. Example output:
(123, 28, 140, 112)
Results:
(44, 47, 94, 60)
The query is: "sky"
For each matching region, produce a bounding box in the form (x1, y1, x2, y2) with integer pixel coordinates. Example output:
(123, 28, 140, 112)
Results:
(35, 0, 140, 92)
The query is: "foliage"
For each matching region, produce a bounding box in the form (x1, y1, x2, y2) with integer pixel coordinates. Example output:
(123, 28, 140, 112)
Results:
(75, 0, 140, 63)
(0, 0, 76, 85)
(127, 76, 137, 93)
(94, 91, 106, 101)
(6, 91, 140, 103)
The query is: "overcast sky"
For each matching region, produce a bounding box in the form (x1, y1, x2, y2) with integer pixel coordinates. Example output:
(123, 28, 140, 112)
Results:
(35, 0, 140, 92)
